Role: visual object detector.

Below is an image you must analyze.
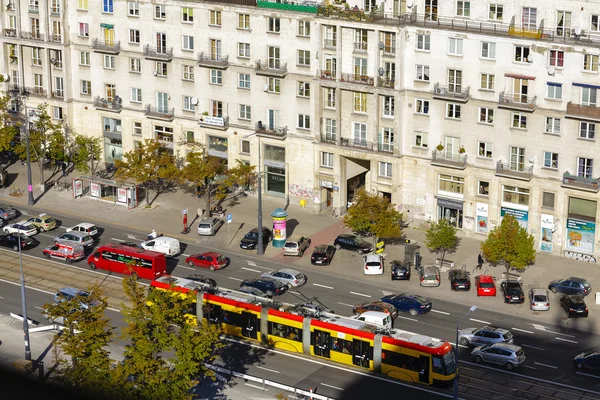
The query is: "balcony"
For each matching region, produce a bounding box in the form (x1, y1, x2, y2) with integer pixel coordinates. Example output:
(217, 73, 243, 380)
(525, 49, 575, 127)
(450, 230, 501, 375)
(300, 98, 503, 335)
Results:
(562, 172, 600, 192)
(378, 78, 395, 89)
(19, 31, 44, 41)
(316, 69, 336, 81)
(6, 85, 23, 94)
(566, 102, 600, 122)
(51, 90, 64, 99)
(340, 138, 373, 151)
(198, 115, 230, 130)
(324, 39, 336, 49)
(320, 134, 338, 145)
(144, 45, 173, 62)
(431, 151, 467, 170)
(340, 73, 374, 86)
(255, 122, 287, 140)
(495, 161, 533, 181)
(94, 96, 123, 113)
(145, 104, 174, 121)
(3, 29, 16, 37)
(257, 0, 320, 13)
(353, 42, 368, 52)
(498, 91, 537, 112)
(255, 60, 287, 78)
(432, 83, 470, 103)
(23, 87, 47, 98)
(197, 52, 229, 70)
(376, 142, 396, 155)
(48, 34, 62, 43)
(92, 39, 121, 54)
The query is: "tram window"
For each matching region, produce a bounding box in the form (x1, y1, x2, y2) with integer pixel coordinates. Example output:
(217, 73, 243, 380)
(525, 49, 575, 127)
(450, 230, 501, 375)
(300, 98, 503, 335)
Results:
(432, 356, 444, 374)
(382, 350, 419, 371)
(268, 322, 302, 342)
(331, 338, 352, 354)
(203, 304, 222, 324)
(185, 302, 197, 316)
(222, 311, 242, 327)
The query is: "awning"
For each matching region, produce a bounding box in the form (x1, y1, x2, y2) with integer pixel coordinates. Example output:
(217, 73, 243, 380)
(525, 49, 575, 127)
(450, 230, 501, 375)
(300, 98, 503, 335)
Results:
(573, 82, 600, 90)
(437, 197, 464, 210)
(547, 82, 562, 87)
(100, 23, 114, 29)
(504, 73, 536, 80)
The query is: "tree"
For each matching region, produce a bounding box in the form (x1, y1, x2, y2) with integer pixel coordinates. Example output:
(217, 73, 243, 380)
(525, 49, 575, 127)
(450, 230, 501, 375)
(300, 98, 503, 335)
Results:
(343, 188, 403, 241)
(223, 159, 257, 192)
(114, 138, 179, 206)
(70, 134, 102, 176)
(481, 215, 536, 277)
(424, 219, 459, 265)
(0, 90, 19, 153)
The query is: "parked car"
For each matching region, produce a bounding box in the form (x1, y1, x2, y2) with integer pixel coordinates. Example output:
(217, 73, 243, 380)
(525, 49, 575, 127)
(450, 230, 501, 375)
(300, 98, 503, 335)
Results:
(380, 293, 432, 316)
(333, 234, 373, 254)
(471, 343, 525, 370)
(353, 301, 398, 320)
(282, 236, 311, 257)
(185, 252, 229, 271)
(26, 213, 57, 232)
(65, 222, 99, 237)
(4, 221, 37, 236)
(475, 275, 497, 297)
(54, 287, 102, 310)
(239, 227, 272, 250)
(500, 280, 525, 304)
(448, 269, 471, 291)
(184, 274, 217, 289)
(261, 268, 307, 287)
(240, 277, 288, 297)
(548, 277, 592, 296)
(529, 288, 550, 311)
(458, 326, 514, 347)
(363, 254, 384, 275)
(574, 352, 600, 370)
(418, 265, 440, 287)
(0, 205, 19, 221)
(0, 233, 34, 251)
(391, 260, 411, 281)
(310, 245, 336, 265)
(54, 231, 95, 248)
(238, 286, 269, 297)
(560, 294, 588, 318)
(197, 217, 224, 236)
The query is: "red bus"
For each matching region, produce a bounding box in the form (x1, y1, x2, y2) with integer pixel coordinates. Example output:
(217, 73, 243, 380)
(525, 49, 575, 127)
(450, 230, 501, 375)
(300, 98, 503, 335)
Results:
(87, 243, 167, 280)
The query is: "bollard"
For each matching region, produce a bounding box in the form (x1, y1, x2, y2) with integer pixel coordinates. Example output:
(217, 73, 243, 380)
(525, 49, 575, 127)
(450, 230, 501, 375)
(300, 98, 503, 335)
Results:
(37, 360, 44, 382)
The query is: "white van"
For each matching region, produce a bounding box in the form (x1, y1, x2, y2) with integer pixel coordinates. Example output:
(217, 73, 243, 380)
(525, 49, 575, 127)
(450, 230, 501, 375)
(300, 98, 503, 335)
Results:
(140, 236, 180, 257)
(351, 311, 392, 330)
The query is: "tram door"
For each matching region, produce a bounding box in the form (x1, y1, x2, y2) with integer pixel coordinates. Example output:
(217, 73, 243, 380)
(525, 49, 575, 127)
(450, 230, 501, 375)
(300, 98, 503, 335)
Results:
(352, 339, 371, 368)
(313, 330, 331, 358)
(241, 312, 258, 339)
(419, 355, 430, 383)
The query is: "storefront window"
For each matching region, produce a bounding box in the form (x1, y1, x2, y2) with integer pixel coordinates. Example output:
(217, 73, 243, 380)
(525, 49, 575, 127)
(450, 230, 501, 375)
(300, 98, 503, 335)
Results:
(266, 166, 285, 194)
(568, 197, 597, 221)
(438, 174, 464, 194)
(104, 137, 122, 163)
(502, 185, 529, 206)
(566, 197, 597, 254)
(154, 125, 173, 142)
(208, 136, 228, 152)
(438, 206, 463, 229)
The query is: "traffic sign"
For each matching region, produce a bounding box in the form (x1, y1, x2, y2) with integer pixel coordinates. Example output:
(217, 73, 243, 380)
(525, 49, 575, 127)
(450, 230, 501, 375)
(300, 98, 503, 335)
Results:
(227, 213, 232, 224)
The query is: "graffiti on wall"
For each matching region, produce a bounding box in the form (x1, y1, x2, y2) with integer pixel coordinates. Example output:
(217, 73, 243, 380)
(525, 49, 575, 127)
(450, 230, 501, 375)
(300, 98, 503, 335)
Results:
(288, 184, 314, 199)
(564, 250, 597, 263)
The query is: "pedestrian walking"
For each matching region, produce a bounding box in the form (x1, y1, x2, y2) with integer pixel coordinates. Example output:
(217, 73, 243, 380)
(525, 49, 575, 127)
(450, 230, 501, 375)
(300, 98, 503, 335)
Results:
(477, 252, 484, 270)
(61, 161, 67, 177)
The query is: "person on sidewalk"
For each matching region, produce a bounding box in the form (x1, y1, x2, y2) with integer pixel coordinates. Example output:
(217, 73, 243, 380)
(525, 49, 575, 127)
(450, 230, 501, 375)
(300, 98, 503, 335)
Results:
(61, 161, 67, 177)
(477, 252, 484, 270)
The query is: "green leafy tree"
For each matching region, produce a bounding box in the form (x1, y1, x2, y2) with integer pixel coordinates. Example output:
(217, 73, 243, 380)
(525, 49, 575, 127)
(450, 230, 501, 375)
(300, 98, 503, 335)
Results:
(343, 188, 403, 241)
(481, 215, 536, 276)
(0, 91, 19, 153)
(70, 134, 102, 176)
(115, 138, 179, 206)
(223, 159, 258, 192)
(424, 219, 459, 265)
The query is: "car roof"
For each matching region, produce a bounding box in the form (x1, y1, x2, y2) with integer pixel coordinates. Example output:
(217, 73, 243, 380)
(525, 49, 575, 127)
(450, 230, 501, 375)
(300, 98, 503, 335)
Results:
(531, 288, 547, 295)
(566, 295, 586, 303)
(337, 234, 356, 239)
(200, 252, 222, 257)
(397, 293, 428, 302)
(490, 343, 521, 352)
(57, 287, 88, 296)
(75, 222, 96, 228)
(278, 268, 301, 275)
(357, 311, 389, 318)
(567, 277, 588, 283)
(479, 325, 509, 334)
(477, 275, 494, 282)
(364, 254, 382, 262)
(60, 231, 88, 238)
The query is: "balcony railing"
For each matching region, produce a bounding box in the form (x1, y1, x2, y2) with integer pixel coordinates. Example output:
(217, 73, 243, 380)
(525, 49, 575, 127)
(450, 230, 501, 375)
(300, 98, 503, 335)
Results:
(197, 52, 229, 69)
(51, 90, 64, 99)
(23, 87, 47, 97)
(48, 34, 62, 43)
(255, 60, 288, 78)
(255, 122, 288, 139)
(498, 91, 537, 112)
(353, 42, 368, 51)
(340, 138, 373, 151)
(320, 134, 337, 145)
(94, 96, 123, 112)
(495, 161, 533, 181)
(144, 45, 173, 61)
(92, 39, 121, 54)
(566, 102, 600, 122)
(433, 83, 470, 102)
(198, 115, 230, 130)
(19, 31, 44, 41)
(316, 69, 336, 80)
(378, 78, 395, 89)
(257, 0, 320, 13)
(562, 171, 600, 192)
(6, 85, 22, 94)
(324, 39, 336, 49)
(340, 73, 374, 86)
(431, 151, 467, 169)
(377, 143, 396, 154)
(145, 104, 174, 120)
(3, 29, 16, 37)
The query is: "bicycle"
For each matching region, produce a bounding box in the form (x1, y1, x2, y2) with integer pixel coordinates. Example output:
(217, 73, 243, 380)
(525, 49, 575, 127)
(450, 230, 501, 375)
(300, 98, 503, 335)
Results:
(56, 180, 72, 192)
(9, 186, 24, 197)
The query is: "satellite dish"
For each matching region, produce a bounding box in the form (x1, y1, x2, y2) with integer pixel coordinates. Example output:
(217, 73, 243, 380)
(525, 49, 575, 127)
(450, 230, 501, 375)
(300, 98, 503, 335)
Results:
(574, 26, 582, 36)
(406, 0, 414, 8)
(547, 66, 556, 76)
(378, 67, 385, 76)
(152, 70, 158, 76)
(191, 96, 199, 106)
(262, 83, 269, 92)
(0, 73, 9, 82)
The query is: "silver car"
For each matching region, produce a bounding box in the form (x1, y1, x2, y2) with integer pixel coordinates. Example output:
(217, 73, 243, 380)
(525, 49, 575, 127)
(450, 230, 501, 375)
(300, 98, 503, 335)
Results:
(261, 268, 307, 288)
(197, 217, 224, 236)
(458, 326, 514, 347)
(54, 231, 94, 247)
(282, 236, 311, 257)
(471, 343, 526, 370)
(529, 288, 550, 311)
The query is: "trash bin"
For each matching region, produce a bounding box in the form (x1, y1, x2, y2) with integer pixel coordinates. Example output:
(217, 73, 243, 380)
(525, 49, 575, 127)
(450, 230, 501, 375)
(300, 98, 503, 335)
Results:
(299, 199, 306, 207)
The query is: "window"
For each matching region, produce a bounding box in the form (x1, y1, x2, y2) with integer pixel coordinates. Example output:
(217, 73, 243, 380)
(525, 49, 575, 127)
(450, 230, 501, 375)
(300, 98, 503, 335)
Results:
(207, 10, 221, 26)
(593, 15, 600, 32)
(325, 88, 336, 108)
(416, 65, 430, 81)
(32, 48, 41, 65)
(103, 55, 115, 69)
(354, 29, 368, 50)
(489, 4, 503, 20)
(456, 1, 470, 17)
(522, 7, 537, 30)
(267, 78, 280, 93)
(29, 0, 39, 11)
(50, 0, 60, 14)
(78, 22, 89, 37)
(183, 65, 194, 81)
(181, 35, 194, 51)
(129, 58, 141, 73)
(53, 106, 63, 120)
(78, 0, 88, 10)
(583, 54, 599, 72)
(447, 69, 462, 93)
(130, 87, 142, 103)
(238, 14, 250, 29)
(479, 108, 494, 124)
(80, 80, 91, 95)
(415, 99, 429, 114)
(211, 70, 222, 85)
(155, 61, 167, 77)
(321, 152, 333, 168)
(102, 0, 113, 13)
(379, 162, 392, 177)
(438, 174, 464, 194)
(547, 84, 562, 99)
(478, 181, 489, 196)
(298, 114, 311, 130)
(546, 117, 561, 134)
(129, 29, 140, 44)
(238, 43, 250, 58)
(353, 122, 367, 145)
(241, 140, 250, 154)
(210, 100, 223, 117)
(380, 128, 394, 152)
(133, 121, 142, 136)
(502, 185, 529, 206)
(543, 152, 559, 169)
(183, 96, 195, 112)
(447, 103, 461, 119)
(324, 119, 337, 141)
(582, 87, 598, 106)
(383, 96, 394, 117)
(414, 132, 428, 148)
(298, 20, 310, 37)
(268, 17, 280, 33)
(448, 38, 463, 55)
(239, 104, 251, 120)
(481, 42, 495, 59)
(578, 157, 594, 178)
(542, 192, 555, 208)
(416, 33, 430, 50)
(557, 11, 571, 37)
(514, 46, 530, 63)
(509, 147, 526, 172)
(512, 112, 527, 129)
(297, 50, 310, 66)
(128, 2, 139, 16)
(478, 142, 492, 158)
(353, 57, 367, 76)
(185, 131, 194, 143)
(79, 51, 90, 66)
(580, 122, 596, 139)
(381, 32, 396, 54)
(182, 7, 193, 23)
(268, 46, 281, 69)
(480, 73, 495, 90)
(298, 82, 310, 98)
(354, 92, 367, 113)
(154, 5, 165, 19)
(238, 73, 250, 89)
(549, 50, 564, 67)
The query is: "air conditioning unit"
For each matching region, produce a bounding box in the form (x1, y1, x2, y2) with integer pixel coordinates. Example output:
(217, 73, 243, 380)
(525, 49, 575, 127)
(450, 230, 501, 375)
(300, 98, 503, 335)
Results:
(435, 87, 446, 95)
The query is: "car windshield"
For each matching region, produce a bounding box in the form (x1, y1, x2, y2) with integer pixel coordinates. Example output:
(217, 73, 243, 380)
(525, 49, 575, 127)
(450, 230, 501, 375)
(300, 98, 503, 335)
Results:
(480, 344, 492, 350)
(480, 282, 494, 288)
(284, 242, 297, 248)
(412, 295, 428, 303)
(583, 283, 591, 289)
(216, 255, 226, 263)
(533, 295, 546, 302)
(45, 217, 55, 223)
(296, 273, 305, 280)
(199, 224, 210, 229)
(245, 231, 258, 239)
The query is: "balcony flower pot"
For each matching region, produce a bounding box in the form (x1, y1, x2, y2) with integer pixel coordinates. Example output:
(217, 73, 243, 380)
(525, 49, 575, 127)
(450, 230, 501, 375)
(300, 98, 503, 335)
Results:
(458, 146, 466, 154)
(436, 143, 444, 152)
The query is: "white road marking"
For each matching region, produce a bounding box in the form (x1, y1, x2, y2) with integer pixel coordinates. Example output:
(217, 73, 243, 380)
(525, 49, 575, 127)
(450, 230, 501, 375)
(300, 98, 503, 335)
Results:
(522, 344, 545, 351)
(313, 283, 334, 290)
(349, 291, 371, 298)
(381, 290, 394, 296)
(244, 383, 267, 391)
(228, 277, 243, 282)
(337, 302, 355, 308)
(182, 253, 190, 257)
(431, 309, 450, 315)
(179, 266, 195, 271)
(321, 383, 344, 391)
(256, 365, 279, 374)
(126, 234, 137, 239)
(531, 323, 576, 337)
(396, 315, 418, 322)
(512, 327, 534, 334)
(35, 306, 44, 310)
(521, 365, 537, 370)
(555, 337, 578, 344)
(534, 362, 558, 369)
(469, 318, 491, 324)
(577, 372, 600, 379)
(0, 295, 3, 299)
(242, 267, 262, 273)
(289, 290, 300, 295)
(246, 261, 257, 267)
(111, 238, 124, 242)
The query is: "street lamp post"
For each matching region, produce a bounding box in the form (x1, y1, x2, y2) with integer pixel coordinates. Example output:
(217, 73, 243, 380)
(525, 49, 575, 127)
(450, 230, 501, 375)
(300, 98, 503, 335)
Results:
(25, 116, 34, 206)
(243, 132, 263, 255)
(17, 233, 32, 361)
(454, 305, 477, 400)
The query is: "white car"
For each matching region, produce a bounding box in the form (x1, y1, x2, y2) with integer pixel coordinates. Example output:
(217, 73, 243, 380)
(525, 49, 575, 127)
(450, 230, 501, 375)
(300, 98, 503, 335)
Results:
(363, 254, 384, 275)
(3, 221, 37, 236)
(66, 222, 99, 237)
(261, 268, 307, 288)
(529, 288, 550, 311)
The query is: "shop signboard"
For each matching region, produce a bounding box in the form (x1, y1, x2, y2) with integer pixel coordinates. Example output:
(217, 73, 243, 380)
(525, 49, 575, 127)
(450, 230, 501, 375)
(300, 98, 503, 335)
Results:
(500, 207, 529, 230)
(476, 203, 488, 233)
(540, 214, 554, 252)
(565, 218, 595, 254)
(117, 188, 127, 203)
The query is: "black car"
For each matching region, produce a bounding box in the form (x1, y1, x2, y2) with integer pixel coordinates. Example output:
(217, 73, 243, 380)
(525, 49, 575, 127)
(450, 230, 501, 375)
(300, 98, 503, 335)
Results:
(574, 352, 600, 370)
(184, 274, 217, 289)
(501, 280, 525, 304)
(391, 260, 411, 281)
(381, 293, 432, 316)
(0, 232, 34, 251)
(240, 277, 288, 297)
(0, 205, 19, 221)
(239, 227, 272, 250)
(548, 277, 592, 296)
(560, 295, 588, 318)
(310, 244, 336, 265)
(333, 234, 373, 254)
(448, 269, 471, 291)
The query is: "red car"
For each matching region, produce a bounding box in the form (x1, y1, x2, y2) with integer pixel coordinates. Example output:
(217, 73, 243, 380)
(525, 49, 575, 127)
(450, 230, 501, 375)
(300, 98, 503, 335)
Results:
(185, 252, 229, 271)
(476, 275, 497, 297)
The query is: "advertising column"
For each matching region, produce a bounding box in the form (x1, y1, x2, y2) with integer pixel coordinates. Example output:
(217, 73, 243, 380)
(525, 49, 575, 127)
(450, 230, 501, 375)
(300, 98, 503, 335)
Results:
(271, 208, 288, 248)
(539, 214, 554, 253)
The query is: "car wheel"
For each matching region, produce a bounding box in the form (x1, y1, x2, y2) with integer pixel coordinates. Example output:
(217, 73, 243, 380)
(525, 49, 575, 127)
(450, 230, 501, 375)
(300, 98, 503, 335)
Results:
(39, 227, 45, 232)
(12, 245, 18, 251)
(459, 338, 469, 346)
(550, 287, 557, 293)
(3, 229, 8, 234)
(89, 262, 97, 269)
(188, 261, 195, 267)
(209, 266, 215, 272)
(335, 244, 341, 250)
(67, 258, 73, 264)
(266, 290, 273, 297)
(357, 249, 363, 255)
(576, 362, 584, 369)
(474, 355, 483, 364)
(409, 309, 418, 316)
(44, 252, 51, 259)
(505, 362, 514, 371)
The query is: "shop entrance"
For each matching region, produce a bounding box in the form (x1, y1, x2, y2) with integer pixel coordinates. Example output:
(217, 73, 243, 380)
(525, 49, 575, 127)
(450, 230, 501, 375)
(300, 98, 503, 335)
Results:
(437, 198, 464, 229)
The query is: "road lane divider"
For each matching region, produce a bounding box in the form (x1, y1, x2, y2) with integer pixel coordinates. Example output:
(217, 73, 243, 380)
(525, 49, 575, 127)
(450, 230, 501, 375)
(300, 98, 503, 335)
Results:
(228, 277, 244, 282)
(469, 318, 491, 325)
(181, 253, 191, 257)
(555, 337, 578, 344)
(521, 365, 537, 370)
(430, 309, 450, 315)
(313, 283, 334, 290)
(242, 267, 262, 273)
(179, 265, 195, 271)
(534, 362, 558, 369)
(512, 327, 534, 334)
(321, 383, 344, 391)
(111, 238, 125, 242)
(396, 316, 418, 322)
(531, 323, 576, 337)
(521, 344, 545, 351)
(349, 291, 371, 298)
(577, 372, 600, 379)
(336, 302, 354, 308)
(256, 365, 280, 374)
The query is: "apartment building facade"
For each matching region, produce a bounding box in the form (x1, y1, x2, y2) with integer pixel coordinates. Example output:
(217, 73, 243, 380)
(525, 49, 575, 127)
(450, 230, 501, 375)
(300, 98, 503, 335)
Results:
(2, 0, 600, 262)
